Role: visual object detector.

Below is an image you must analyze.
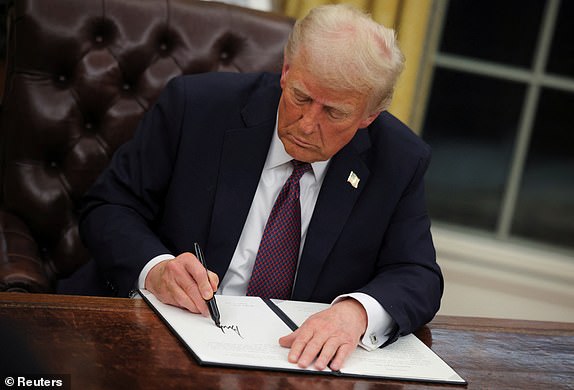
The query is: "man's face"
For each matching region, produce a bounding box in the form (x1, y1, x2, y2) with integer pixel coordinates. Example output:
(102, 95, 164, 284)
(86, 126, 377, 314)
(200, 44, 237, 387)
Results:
(277, 57, 380, 163)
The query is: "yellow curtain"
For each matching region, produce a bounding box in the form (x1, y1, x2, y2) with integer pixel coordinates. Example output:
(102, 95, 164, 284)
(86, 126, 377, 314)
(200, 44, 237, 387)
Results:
(282, 0, 433, 130)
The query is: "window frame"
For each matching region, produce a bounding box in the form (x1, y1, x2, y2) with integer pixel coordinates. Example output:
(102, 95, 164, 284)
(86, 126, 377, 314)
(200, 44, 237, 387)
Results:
(413, 0, 574, 256)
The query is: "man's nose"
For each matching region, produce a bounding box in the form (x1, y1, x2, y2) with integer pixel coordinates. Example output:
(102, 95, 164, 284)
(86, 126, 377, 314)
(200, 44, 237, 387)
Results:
(299, 103, 321, 133)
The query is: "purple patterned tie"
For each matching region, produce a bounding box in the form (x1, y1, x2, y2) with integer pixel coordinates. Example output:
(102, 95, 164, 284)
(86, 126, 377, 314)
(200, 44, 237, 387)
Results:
(246, 160, 312, 299)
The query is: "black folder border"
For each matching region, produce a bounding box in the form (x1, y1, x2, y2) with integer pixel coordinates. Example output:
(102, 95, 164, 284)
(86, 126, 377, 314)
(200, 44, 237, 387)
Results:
(262, 299, 298, 331)
(139, 289, 467, 385)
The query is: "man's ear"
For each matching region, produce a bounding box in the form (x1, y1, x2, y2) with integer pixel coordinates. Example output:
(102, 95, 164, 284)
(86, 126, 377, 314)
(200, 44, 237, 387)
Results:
(280, 64, 290, 88)
(358, 111, 381, 129)
(280, 55, 290, 89)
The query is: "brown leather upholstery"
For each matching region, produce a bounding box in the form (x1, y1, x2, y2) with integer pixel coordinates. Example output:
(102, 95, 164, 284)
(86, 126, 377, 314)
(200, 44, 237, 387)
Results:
(0, 0, 293, 292)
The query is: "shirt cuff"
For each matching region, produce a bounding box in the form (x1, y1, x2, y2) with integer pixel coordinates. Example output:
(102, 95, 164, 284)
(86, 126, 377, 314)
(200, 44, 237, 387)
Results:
(137, 253, 175, 290)
(332, 292, 395, 351)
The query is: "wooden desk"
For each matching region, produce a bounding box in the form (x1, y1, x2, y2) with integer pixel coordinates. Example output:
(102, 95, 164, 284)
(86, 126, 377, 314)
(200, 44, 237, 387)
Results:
(0, 292, 572, 389)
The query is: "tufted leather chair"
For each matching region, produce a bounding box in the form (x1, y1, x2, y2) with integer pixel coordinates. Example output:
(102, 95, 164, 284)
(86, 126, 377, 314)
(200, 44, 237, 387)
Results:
(0, 0, 293, 293)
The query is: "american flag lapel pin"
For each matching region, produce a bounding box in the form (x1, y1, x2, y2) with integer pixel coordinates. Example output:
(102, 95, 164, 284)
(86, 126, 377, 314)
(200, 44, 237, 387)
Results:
(347, 171, 360, 189)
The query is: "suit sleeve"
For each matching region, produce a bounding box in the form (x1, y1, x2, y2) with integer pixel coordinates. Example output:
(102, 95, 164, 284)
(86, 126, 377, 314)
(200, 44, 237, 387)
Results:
(78, 77, 187, 296)
(358, 144, 443, 342)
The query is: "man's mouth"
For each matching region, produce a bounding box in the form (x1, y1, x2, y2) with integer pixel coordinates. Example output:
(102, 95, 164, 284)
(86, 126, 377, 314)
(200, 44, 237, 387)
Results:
(290, 134, 314, 148)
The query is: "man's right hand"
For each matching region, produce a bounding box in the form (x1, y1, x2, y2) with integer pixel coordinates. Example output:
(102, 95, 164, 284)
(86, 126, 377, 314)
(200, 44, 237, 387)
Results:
(145, 252, 219, 316)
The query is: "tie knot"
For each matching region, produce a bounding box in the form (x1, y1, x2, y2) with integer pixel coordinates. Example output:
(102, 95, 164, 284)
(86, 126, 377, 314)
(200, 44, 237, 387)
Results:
(291, 160, 312, 180)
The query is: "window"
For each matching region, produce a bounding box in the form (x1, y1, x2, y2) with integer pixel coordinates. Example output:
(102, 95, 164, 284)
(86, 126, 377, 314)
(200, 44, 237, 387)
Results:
(420, 0, 574, 251)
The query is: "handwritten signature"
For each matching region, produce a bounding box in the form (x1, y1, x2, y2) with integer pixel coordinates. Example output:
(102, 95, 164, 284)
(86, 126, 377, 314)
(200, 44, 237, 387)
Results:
(218, 324, 243, 338)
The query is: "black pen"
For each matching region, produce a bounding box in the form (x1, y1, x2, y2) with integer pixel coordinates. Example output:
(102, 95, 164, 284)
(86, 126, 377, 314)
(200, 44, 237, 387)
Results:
(193, 242, 221, 327)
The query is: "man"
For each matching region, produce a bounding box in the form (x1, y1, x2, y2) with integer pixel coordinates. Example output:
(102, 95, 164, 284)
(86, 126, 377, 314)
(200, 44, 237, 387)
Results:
(78, 4, 443, 371)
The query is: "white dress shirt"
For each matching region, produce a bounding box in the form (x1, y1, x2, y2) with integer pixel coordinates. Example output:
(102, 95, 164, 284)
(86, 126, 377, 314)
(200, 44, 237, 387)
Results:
(138, 125, 394, 350)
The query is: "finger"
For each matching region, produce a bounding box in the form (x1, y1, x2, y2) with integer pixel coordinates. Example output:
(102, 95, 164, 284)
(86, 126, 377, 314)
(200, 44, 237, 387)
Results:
(313, 337, 340, 371)
(207, 270, 219, 291)
(295, 336, 327, 368)
(183, 254, 215, 300)
(279, 331, 296, 348)
(159, 256, 208, 315)
(326, 342, 355, 371)
(284, 329, 312, 364)
(177, 276, 210, 316)
(145, 256, 210, 316)
(165, 282, 199, 313)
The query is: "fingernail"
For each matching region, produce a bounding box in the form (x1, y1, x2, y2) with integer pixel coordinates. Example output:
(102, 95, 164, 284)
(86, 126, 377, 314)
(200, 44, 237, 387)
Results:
(202, 289, 212, 300)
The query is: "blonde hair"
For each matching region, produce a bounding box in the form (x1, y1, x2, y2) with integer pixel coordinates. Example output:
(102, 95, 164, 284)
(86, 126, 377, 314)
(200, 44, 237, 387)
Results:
(284, 4, 405, 113)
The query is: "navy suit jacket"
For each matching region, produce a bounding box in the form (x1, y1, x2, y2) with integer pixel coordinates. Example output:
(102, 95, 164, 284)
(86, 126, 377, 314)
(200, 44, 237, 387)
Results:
(78, 72, 443, 338)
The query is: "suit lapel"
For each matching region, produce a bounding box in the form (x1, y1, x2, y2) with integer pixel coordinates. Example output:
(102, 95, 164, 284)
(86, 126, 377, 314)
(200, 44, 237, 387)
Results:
(292, 129, 372, 301)
(206, 76, 281, 279)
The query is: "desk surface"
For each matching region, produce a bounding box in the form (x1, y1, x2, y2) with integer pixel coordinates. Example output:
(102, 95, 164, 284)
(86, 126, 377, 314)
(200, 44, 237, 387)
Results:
(0, 292, 572, 390)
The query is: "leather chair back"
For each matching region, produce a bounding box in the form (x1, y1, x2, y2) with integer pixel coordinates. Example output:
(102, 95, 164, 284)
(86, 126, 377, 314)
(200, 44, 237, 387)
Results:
(0, 0, 293, 292)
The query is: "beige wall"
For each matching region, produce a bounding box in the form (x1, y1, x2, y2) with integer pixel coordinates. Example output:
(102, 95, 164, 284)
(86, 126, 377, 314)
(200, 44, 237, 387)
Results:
(434, 226, 574, 323)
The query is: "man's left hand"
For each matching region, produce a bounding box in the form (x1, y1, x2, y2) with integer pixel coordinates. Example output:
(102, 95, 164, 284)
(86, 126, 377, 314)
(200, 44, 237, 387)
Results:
(278, 298, 367, 371)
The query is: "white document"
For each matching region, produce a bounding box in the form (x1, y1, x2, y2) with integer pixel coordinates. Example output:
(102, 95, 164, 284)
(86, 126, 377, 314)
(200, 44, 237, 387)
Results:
(140, 290, 466, 384)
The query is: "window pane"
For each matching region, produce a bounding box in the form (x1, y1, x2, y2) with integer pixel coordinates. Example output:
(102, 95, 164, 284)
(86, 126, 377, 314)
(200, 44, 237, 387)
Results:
(422, 68, 525, 230)
(546, 1, 574, 77)
(440, 0, 545, 68)
(512, 88, 574, 249)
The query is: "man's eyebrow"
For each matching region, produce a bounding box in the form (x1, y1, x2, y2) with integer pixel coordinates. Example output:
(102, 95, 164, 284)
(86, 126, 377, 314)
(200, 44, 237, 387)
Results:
(324, 101, 352, 115)
(291, 85, 351, 114)
(291, 85, 310, 97)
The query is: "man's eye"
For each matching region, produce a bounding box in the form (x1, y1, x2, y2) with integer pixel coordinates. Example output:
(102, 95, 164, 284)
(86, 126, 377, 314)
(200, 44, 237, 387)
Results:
(327, 109, 346, 120)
